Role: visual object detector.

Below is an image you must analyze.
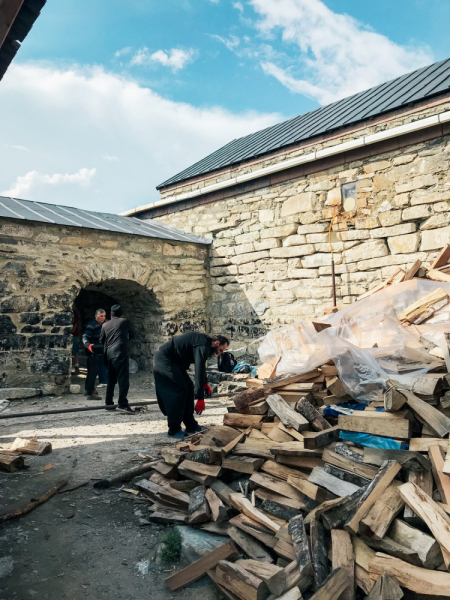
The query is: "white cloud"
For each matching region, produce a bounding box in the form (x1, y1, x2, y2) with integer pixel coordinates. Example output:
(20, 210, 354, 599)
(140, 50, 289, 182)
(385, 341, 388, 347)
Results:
(102, 154, 119, 161)
(115, 47, 132, 58)
(0, 63, 280, 212)
(130, 47, 195, 72)
(8, 144, 30, 152)
(233, 2, 244, 12)
(210, 34, 241, 51)
(250, 0, 433, 104)
(1, 168, 96, 198)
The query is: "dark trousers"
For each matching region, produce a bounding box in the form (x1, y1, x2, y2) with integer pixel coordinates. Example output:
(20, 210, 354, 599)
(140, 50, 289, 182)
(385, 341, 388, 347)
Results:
(85, 353, 103, 394)
(153, 350, 197, 436)
(105, 355, 130, 408)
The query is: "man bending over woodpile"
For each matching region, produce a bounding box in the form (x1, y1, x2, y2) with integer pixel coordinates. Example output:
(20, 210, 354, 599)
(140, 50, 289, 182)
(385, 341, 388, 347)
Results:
(153, 332, 229, 439)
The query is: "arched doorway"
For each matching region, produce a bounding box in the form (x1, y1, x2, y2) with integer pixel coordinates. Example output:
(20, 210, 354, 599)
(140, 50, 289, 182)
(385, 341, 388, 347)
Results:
(72, 279, 163, 373)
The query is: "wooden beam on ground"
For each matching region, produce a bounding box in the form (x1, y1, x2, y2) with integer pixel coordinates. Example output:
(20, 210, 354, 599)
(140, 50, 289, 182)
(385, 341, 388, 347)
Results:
(368, 553, 450, 596)
(399, 481, 450, 568)
(165, 541, 238, 591)
(331, 530, 354, 600)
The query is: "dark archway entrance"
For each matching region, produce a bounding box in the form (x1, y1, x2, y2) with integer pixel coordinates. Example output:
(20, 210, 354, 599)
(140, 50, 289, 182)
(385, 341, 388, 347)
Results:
(72, 279, 163, 373)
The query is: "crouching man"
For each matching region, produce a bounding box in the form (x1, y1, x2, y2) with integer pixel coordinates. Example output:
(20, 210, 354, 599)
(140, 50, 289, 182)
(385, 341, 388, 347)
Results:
(153, 332, 229, 439)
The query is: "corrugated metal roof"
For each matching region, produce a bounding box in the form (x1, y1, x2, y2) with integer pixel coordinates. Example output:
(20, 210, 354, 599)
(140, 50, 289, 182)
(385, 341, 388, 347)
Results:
(0, 0, 47, 81)
(158, 58, 450, 189)
(0, 196, 210, 244)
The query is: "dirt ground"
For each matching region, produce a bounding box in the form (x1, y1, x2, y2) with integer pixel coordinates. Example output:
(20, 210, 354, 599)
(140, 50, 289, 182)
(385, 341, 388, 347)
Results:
(0, 372, 229, 600)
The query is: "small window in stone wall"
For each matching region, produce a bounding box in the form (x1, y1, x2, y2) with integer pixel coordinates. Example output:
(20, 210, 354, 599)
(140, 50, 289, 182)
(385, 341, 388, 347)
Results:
(341, 181, 357, 212)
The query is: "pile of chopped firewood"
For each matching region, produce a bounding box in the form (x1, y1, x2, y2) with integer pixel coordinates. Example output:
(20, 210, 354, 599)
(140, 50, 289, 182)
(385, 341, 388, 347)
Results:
(0, 436, 52, 472)
(130, 247, 450, 599)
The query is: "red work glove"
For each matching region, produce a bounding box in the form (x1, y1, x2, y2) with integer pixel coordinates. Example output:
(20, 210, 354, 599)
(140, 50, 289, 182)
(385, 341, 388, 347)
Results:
(88, 344, 94, 353)
(195, 399, 205, 415)
(204, 383, 212, 398)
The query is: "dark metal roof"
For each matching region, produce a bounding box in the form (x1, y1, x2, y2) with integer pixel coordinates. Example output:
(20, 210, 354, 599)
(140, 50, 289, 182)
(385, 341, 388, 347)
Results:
(0, 196, 210, 244)
(158, 58, 450, 189)
(0, 0, 46, 81)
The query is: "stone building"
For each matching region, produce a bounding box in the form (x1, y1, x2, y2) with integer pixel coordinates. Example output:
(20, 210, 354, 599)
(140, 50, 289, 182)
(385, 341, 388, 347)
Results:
(0, 197, 210, 388)
(124, 58, 450, 354)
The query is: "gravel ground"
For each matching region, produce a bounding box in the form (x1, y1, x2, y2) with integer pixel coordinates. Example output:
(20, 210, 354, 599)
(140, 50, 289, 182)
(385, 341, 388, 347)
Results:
(0, 373, 229, 600)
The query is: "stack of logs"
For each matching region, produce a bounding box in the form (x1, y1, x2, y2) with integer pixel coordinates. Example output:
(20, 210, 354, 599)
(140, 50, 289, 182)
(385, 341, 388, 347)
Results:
(132, 361, 450, 600)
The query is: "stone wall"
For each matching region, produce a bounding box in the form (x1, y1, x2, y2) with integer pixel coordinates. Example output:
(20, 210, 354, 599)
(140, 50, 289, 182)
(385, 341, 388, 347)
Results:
(0, 219, 210, 388)
(148, 117, 450, 355)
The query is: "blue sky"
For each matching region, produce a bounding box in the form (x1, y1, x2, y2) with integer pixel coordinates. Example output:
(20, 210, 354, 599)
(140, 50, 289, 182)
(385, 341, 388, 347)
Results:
(0, 0, 449, 213)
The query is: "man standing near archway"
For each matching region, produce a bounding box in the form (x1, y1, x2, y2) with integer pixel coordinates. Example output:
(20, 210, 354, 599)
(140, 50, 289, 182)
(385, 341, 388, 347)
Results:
(82, 308, 106, 400)
(153, 332, 229, 439)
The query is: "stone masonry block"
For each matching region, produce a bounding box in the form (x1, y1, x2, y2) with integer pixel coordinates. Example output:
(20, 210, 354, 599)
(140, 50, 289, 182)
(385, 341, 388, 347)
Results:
(421, 225, 450, 251)
(230, 250, 270, 265)
(396, 174, 439, 194)
(281, 193, 318, 216)
(420, 213, 450, 230)
(254, 238, 281, 251)
(378, 210, 402, 227)
(370, 223, 416, 238)
(410, 189, 450, 206)
(387, 232, 421, 255)
(287, 269, 319, 279)
(234, 242, 254, 254)
(270, 245, 315, 259)
(337, 230, 370, 241)
(355, 217, 380, 229)
(283, 234, 307, 247)
(302, 253, 342, 268)
(235, 231, 260, 245)
(343, 239, 388, 263)
(260, 224, 298, 239)
(259, 210, 274, 222)
(402, 205, 434, 221)
(297, 223, 329, 234)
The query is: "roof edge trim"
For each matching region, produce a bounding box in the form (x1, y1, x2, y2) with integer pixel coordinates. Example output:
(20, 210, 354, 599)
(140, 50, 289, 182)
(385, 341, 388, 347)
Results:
(121, 110, 448, 217)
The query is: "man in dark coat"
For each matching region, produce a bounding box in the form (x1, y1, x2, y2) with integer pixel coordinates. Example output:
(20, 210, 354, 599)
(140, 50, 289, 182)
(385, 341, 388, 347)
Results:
(82, 308, 106, 400)
(153, 332, 229, 439)
(100, 304, 135, 413)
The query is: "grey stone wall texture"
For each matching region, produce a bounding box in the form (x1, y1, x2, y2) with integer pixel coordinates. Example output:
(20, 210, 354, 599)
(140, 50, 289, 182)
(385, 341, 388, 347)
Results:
(0, 220, 210, 388)
(146, 100, 450, 355)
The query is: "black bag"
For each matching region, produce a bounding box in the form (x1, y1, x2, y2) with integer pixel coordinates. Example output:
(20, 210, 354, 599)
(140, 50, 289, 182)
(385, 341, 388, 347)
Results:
(218, 351, 236, 373)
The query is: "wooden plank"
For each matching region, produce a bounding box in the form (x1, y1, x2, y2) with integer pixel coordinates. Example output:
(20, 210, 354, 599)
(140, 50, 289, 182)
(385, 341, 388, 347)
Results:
(266, 395, 309, 432)
(287, 475, 329, 503)
(399, 287, 449, 325)
(210, 479, 235, 506)
(321, 488, 366, 530)
(429, 443, 450, 504)
(208, 568, 241, 600)
(403, 388, 450, 437)
(310, 517, 330, 588)
(261, 460, 308, 482)
(388, 518, 443, 569)
(254, 488, 315, 512)
(320, 365, 338, 377)
(233, 387, 266, 410)
(240, 402, 269, 415)
(202, 425, 242, 447)
(344, 460, 402, 535)
(222, 427, 252, 457)
(369, 553, 450, 596)
(263, 369, 320, 390)
(158, 485, 190, 510)
(308, 467, 360, 497)
(322, 459, 374, 485)
(153, 460, 179, 479)
(270, 443, 323, 458)
(267, 426, 295, 443)
(309, 568, 347, 600)
(215, 560, 270, 600)
(222, 455, 264, 474)
(303, 426, 341, 449)
(399, 481, 450, 568)
(338, 412, 411, 439)
(288, 514, 313, 577)
(234, 439, 276, 460)
(276, 422, 305, 442)
(236, 560, 286, 596)
(403, 259, 422, 281)
(228, 525, 274, 563)
(409, 437, 447, 452)
(180, 460, 222, 478)
(205, 488, 229, 523)
(229, 493, 280, 533)
(322, 448, 378, 479)
(325, 377, 347, 398)
(165, 541, 238, 590)
(177, 465, 214, 486)
(276, 455, 324, 470)
(366, 574, 403, 600)
(188, 485, 211, 524)
(331, 530, 354, 600)
(294, 398, 331, 432)
(359, 482, 403, 539)
(360, 533, 422, 567)
(430, 244, 450, 270)
(363, 448, 430, 472)
(261, 500, 300, 523)
(404, 469, 433, 526)
(223, 414, 264, 429)
(383, 381, 407, 412)
(229, 514, 277, 549)
(250, 472, 306, 502)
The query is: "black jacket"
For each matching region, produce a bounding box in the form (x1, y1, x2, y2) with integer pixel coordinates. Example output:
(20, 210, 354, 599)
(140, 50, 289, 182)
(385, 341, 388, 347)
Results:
(99, 317, 135, 360)
(156, 332, 212, 399)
